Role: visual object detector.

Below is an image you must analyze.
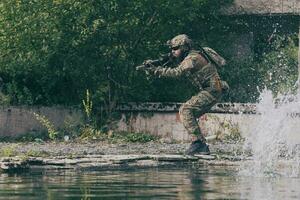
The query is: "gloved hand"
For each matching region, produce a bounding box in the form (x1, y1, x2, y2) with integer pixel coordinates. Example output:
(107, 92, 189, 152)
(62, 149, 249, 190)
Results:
(136, 59, 156, 71)
(136, 65, 155, 80)
(136, 65, 147, 71)
(221, 81, 229, 91)
(142, 59, 154, 66)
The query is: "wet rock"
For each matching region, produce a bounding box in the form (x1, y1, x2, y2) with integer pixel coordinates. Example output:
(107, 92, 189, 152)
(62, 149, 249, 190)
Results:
(0, 141, 249, 172)
(194, 154, 216, 160)
(0, 157, 29, 171)
(150, 155, 198, 162)
(218, 155, 243, 161)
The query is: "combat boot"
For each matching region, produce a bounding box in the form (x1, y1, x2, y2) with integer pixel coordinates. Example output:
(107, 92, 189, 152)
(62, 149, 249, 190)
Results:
(185, 140, 210, 155)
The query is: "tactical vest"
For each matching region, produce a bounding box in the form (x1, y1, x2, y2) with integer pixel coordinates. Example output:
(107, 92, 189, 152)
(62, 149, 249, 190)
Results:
(185, 50, 222, 96)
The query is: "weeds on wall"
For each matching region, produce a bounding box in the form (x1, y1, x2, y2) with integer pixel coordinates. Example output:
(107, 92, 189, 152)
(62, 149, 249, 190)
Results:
(32, 112, 59, 140)
(82, 89, 93, 121)
(79, 89, 102, 139)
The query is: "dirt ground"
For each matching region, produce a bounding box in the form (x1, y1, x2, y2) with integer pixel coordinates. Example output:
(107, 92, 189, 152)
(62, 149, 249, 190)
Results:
(0, 140, 244, 157)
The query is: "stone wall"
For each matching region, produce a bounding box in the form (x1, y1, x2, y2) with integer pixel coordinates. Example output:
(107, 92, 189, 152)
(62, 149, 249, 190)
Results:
(0, 106, 83, 137)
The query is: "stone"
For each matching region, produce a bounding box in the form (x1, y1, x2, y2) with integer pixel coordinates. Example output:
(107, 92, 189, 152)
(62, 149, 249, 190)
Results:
(0, 157, 29, 171)
(194, 154, 216, 160)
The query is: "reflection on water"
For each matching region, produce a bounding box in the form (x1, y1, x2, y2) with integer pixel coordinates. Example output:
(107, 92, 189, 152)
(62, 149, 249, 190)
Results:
(0, 166, 299, 200)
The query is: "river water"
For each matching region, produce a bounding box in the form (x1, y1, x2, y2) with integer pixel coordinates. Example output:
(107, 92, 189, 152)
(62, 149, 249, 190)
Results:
(0, 165, 299, 200)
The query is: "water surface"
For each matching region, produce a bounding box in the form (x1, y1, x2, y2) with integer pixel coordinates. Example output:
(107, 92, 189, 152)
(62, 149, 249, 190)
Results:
(0, 165, 299, 200)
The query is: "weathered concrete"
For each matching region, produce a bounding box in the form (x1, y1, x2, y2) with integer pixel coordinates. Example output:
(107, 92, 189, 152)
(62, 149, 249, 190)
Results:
(219, 1, 300, 62)
(116, 102, 256, 113)
(2, 153, 299, 172)
(114, 112, 252, 142)
(115, 103, 256, 142)
(0, 154, 242, 172)
(222, 0, 300, 15)
(115, 102, 300, 142)
(0, 106, 83, 137)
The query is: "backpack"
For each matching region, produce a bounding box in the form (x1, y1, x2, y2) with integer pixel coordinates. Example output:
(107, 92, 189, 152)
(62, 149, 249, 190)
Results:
(201, 47, 226, 67)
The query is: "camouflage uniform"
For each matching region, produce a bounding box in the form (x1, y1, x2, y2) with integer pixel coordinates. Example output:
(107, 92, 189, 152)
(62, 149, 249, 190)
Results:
(146, 35, 225, 143)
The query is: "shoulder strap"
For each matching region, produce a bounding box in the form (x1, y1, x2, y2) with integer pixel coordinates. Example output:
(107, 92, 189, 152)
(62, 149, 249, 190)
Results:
(198, 46, 218, 66)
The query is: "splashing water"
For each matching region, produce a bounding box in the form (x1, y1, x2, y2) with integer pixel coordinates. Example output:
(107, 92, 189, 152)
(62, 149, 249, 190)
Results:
(240, 88, 300, 177)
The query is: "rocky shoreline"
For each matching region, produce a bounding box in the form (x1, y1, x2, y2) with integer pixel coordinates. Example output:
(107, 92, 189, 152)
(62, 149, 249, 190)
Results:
(0, 141, 244, 172)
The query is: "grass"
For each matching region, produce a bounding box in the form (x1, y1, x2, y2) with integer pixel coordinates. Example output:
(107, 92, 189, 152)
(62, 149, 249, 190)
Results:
(0, 127, 159, 144)
(110, 131, 159, 143)
(77, 128, 159, 143)
(0, 145, 50, 158)
(0, 145, 17, 157)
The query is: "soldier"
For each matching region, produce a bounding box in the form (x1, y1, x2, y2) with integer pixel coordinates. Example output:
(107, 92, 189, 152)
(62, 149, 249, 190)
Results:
(137, 34, 228, 155)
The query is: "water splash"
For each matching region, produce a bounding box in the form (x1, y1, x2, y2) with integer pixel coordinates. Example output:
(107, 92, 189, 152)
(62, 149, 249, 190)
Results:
(240, 88, 300, 177)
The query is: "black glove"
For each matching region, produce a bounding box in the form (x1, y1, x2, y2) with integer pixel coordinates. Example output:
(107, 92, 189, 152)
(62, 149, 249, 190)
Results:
(136, 60, 155, 71)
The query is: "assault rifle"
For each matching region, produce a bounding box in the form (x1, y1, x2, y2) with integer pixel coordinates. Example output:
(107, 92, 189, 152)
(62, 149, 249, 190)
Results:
(136, 53, 173, 71)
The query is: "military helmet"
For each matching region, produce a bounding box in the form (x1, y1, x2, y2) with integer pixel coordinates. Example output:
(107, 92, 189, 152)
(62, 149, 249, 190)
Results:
(168, 34, 192, 51)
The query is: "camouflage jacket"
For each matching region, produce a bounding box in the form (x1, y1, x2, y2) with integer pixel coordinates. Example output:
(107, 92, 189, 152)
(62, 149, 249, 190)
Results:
(150, 50, 224, 97)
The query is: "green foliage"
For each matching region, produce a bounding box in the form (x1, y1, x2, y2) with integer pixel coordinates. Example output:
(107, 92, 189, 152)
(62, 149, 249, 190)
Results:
(220, 59, 261, 103)
(24, 149, 50, 158)
(0, 0, 297, 109)
(32, 112, 59, 140)
(0, 92, 10, 105)
(112, 131, 158, 143)
(0, 145, 49, 158)
(79, 125, 104, 140)
(220, 34, 298, 102)
(0, 145, 17, 157)
(257, 36, 298, 96)
(82, 89, 93, 120)
(78, 128, 158, 143)
(123, 132, 157, 143)
(0, 0, 233, 106)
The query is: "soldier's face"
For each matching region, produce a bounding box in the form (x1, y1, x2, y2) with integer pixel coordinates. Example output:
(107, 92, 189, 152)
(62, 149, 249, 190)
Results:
(171, 46, 182, 58)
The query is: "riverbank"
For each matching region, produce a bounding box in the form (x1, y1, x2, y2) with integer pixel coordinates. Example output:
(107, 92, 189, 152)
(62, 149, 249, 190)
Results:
(0, 140, 245, 172)
(0, 140, 244, 157)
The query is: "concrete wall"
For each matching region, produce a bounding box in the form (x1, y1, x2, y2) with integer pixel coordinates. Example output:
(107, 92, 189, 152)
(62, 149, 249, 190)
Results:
(114, 110, 300, 142)
(114, 103, 258, 142)
(1, 103, 299, 143)
(222, 0, 300, 15)
(0, 106, 83, 137)
(114, 112, 252, 142)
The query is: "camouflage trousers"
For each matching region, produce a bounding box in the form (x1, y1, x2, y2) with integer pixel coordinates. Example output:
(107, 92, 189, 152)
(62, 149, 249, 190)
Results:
(179, 90, 219, 142)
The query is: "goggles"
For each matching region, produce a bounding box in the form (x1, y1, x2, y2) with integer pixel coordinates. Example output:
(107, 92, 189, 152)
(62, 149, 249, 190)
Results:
(171, 46, 180, 51)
